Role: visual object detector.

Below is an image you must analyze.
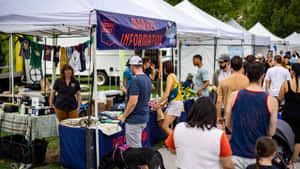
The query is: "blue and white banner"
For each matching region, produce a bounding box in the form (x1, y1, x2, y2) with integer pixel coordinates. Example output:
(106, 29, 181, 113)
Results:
(96, 10, 177, 50)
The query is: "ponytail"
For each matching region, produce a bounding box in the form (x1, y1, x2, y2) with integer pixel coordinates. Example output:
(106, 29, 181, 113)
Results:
(255, 152, 260, 169)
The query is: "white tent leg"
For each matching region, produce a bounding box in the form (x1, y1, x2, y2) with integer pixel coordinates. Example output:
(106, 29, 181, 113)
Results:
(9, 33, 14, 103)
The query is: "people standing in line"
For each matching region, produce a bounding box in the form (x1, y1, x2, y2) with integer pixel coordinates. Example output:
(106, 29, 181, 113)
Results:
(155, 61, 183, 136)
(182, 73, 194, 89)
(193, 55, 210, 97)
(225, 62, 278, 169)
(212, 54, 231, 102)
(244, 55, 256, 74)
(120, 56, 152, 148)
(264, 52, 273, 73)
(265, 55, 291, 97)
(165, 97, 234, 169)
(278, 63, 300, 165)
(216, 56, 249, 126)
(246, 137, 279, 169)
(49, 64, 81, 121)
(142, 57, 155, 80)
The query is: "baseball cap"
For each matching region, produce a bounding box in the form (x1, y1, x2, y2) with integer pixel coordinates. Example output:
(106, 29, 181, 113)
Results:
(129, 56, 143, 65)
(255, 53, 264, 59)
(217, 54, 230, 62)
(188, 73, 193, 78)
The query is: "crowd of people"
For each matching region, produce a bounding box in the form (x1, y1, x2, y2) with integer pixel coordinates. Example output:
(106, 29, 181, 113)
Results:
(118, 49, 300, 169)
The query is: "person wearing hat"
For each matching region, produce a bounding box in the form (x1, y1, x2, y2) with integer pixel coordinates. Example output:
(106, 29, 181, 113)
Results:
(120, 56, 152, 149)
(284, 51, 292, 71)
(212, 54, 231, 94)
(255, 53, 264, 63)
(182, 73, 194, 89)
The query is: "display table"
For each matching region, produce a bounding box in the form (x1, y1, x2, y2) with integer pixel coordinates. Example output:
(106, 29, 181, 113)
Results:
(0, 111, 58, 140)
(59, 123, 152, 169)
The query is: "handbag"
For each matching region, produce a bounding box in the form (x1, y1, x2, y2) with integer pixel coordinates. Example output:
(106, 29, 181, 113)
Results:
(168, 86, 179, 101)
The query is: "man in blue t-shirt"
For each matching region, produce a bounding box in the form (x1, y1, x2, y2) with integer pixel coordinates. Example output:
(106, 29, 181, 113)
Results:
(120, 56, 152, 148)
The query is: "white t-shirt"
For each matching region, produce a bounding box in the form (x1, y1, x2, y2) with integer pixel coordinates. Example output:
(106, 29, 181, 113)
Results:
(170, 123, 231, 169)
(265, 66, 291, 97)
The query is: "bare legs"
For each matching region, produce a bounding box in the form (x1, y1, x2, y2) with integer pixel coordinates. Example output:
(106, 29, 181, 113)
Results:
(158, 111, 177, 136)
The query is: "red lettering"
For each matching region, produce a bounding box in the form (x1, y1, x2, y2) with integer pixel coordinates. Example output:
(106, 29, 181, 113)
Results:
(138, 34, 142, 46)
(124, 33, 129, 46)
(128, 33, 134, 46)
(133, 34, 138, 46)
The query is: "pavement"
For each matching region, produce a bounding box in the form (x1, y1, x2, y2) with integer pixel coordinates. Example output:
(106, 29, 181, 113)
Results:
(158, 148, 300, 169)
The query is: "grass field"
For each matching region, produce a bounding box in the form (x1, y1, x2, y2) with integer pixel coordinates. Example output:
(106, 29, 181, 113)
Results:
(0, 131, 165, 169)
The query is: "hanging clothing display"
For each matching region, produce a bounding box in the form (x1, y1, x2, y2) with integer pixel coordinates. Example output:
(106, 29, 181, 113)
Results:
(53, 46, 60, 67)
(30, 42, 43, 68)
(69, 47, 81, 72)
(43, 45, 53, 61)
(60, 47, 67, 71)
(66, 47, 73, 58)
(80, 43, 87, 72)
(19, 37, 31, 59)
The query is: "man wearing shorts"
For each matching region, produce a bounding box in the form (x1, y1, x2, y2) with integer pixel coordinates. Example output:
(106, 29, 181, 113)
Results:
(120, 56, 152, 148)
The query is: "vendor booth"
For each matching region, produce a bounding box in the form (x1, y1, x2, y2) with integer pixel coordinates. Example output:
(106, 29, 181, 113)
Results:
(249, 22, 288, 55)
(0, 0, 196, 168)
(174, 0, 244, 81)
(285, 32, 300, 52)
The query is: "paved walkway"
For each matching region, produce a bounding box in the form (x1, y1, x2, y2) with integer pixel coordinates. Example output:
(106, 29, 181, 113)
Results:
(159, 148, 300, 169)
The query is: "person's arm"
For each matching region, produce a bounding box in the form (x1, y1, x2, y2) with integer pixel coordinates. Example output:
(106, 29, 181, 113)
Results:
(149, 64, 155, 80)
(278, 81, 287, 103)
(76, 90, 82, 112)
(225, 91, 238, 132)
(216, 84, 223, 122)
(265, 80, 270, 94)
(123, 78, 128, 89)
(220, 132, 234, 169)
(120, 95, 138, 124)
(197, 69, 210, 96)
(212, 72, 218, 91)
(157, 75, 173, 105)
(165, 128, 176, 154)
(267, 96, 278, 136)
(49, 89, 56, 107)
(197, 80, 210, 96)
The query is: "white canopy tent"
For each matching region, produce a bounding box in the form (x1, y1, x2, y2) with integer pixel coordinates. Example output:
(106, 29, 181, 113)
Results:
(285, 32, 300, 52)
(227, 19, 271, 57)
(249, 22, 288, 54)
(174, 0, 245, 81)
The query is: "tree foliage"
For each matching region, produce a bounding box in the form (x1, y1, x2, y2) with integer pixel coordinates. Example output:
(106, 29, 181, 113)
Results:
(164, 0, 300, 38)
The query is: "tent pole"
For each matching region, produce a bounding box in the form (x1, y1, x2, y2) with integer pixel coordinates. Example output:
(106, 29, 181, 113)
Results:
(9, 33, 14, 103)
(51, 35, 57, 89)
(213, 37, 218, 72)
(178, 40, 182, 81)
(252, 35, 255, 55)
(44, 37, 47, 96)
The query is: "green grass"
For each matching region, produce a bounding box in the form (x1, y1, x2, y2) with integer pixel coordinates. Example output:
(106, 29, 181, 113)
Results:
(0, 133, 166, 169)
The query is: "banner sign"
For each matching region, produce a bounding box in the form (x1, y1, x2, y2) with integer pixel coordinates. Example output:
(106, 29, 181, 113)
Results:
(96, 10, 177, 50)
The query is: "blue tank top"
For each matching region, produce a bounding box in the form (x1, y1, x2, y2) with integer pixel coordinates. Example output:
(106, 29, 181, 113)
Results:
(230, 89, 270, 158)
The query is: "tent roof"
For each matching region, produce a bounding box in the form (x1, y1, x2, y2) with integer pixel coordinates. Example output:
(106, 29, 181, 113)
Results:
(0, 0, 221, 39)
(227, 19, 270, 46)
(174, 0, 243, 40)
(131, 0, 220, 40)
(248, 22, 284, 44)
(285, 32, 300, 47)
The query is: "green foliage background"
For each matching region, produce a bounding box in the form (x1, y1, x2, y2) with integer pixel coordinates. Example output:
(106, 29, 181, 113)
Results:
(164, 0, 300, 38)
